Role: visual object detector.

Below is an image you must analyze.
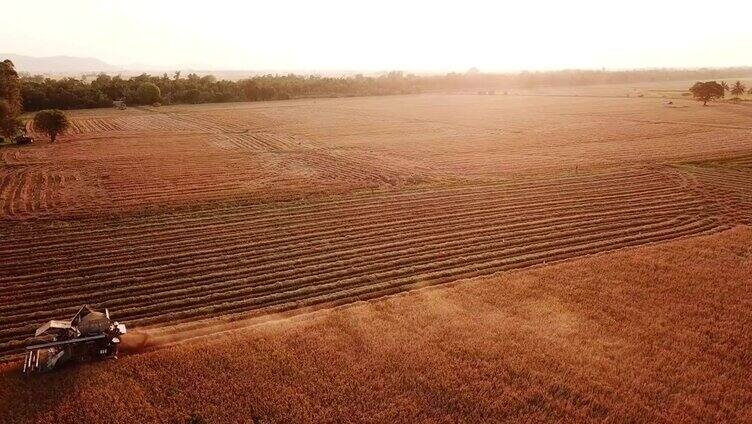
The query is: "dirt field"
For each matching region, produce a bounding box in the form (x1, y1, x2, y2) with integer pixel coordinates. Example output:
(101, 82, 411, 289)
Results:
(3, 91, 752, 220)
(1, 88, 751, 421)
(1, 226, 750, 423)
(2, 92, 752, 348)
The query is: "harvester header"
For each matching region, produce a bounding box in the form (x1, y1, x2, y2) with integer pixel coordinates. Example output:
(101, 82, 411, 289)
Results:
(22, 305, 126, 374)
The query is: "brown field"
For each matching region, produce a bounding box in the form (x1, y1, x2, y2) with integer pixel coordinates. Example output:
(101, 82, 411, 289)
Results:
(1, 226, 750, 423)
(5, 91, 752, 220)
(1, 88, 752, 422)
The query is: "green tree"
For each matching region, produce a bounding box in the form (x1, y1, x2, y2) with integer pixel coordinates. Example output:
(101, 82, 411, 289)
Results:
(241, 80, 260, 101)
(0, 100, 22, 139)
(136, 82, 161, 105)
(730, 81, 746, 97)
(0, 60, 22, 115)
(689, 81, 725, 106)
(184, 88, 201, 104)
(720, 80, 730, 94)
(33, 109, 70, 143)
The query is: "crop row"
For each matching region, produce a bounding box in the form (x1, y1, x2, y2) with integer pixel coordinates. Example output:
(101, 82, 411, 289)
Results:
(682, 165, 752, 224)
(0, 187, 699, 286)
(0, 166, 81, 220)
(0, 166, 669, 244)
(0, 214, 722, 356)
(0, 169, 695, 263)
(1, 195, 703, 314)
(213, 132, 309, 151)
(0, 166, 726, 357)
(67, 118, 123, 134)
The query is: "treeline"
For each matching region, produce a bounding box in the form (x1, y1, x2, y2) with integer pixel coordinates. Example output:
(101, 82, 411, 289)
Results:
(19, 71, 419, 111)
(0, 60, 23, 140)
(436, 68, 752, 90)
(18, 67, 752, 111)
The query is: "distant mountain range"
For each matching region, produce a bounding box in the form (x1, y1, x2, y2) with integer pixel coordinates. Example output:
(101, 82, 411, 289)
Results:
(0, 54, 376, 79)
(1, 53, 118, 74)
(0, 53, 360, 78)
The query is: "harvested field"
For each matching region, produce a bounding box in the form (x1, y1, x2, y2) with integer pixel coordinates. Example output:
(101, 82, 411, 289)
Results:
(2, 92, 752, 361)
(7, 93, 752, 220)
(66, 118, 123, 134)
(680, 153, 752, 225)
(0, 162, 742, 357)
(0, 166, 83, 219)
(1, 226, 750, 423)
(212, 132, 311, 151)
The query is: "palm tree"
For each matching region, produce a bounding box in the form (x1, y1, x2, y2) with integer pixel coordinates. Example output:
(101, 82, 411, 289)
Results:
(730, 81, 746, 98)
(720, 80, 730, 94)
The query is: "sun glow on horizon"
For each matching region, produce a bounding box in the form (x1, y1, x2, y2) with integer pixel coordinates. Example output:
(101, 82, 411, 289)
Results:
(2, 0, 751, 72)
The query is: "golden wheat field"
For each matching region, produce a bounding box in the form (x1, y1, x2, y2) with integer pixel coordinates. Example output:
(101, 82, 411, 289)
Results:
(1, 226, 750, 423)
(1, 88, 751, 422)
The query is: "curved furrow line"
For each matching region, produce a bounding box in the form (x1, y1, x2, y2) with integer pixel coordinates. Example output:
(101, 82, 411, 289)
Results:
(0, 215, 716, 346)
(142, 224, 729, 339)
(1, 167, 656, 234)
(3, 199, 700, 293)
(39, 214, 697, 315)
(2, 193, 702, 282)
(0, 222, 727, 357)
(0, 167, 663, 243)
(108, 216, 719, 329)
(1, 193, 700, 287)
(1, 184, 693, 276)
(0, 181, 686, 259)
(0, 214, 710, 337)
(2, 208, 703, 324)
(0, 169, 665, 248)
(1, 208, 695, 318)
(1, 160, 728, 359)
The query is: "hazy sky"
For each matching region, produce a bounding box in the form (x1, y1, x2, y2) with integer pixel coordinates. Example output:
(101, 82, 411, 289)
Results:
(2, 0, 751, 72)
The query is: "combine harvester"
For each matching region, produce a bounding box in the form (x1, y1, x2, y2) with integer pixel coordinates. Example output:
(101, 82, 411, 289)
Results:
(22, 305, 127, 375)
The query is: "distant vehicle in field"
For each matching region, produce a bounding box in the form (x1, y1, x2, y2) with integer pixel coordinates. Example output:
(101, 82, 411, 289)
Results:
(22, 305, 127, 375)
(7, 128, 33, 145)
(14, 134, 33, 145)
(113, 100, 127, 110)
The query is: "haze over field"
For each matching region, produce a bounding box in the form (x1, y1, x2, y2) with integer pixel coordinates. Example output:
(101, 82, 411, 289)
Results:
(2, 0, 752, 72)
(3, 2, 752, 422)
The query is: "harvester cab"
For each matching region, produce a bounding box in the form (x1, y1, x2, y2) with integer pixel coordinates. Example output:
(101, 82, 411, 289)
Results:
(12, 128, 33, 145)
(22, 305, 126, 375)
